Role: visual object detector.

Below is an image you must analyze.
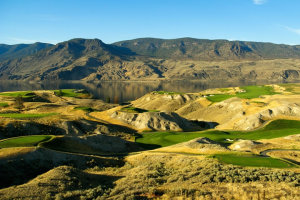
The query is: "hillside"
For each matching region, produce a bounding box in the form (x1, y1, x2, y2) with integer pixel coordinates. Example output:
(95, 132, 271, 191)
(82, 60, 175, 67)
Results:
(0, 86, 299, 199)
(0, 38, 136, 80)
(0, 42, 53, 61)
(113, 37, 300, 60)
(0, 38, 300, 81)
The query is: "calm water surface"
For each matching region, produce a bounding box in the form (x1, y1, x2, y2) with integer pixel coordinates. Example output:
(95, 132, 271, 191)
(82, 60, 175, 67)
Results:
(0, 80, 292, 103)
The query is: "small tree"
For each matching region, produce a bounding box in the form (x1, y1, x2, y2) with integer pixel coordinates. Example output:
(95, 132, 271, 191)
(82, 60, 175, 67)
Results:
(14, 95, 24, 111)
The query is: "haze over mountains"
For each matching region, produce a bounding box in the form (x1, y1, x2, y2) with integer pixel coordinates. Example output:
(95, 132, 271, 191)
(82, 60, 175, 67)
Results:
(1, 38, 300, 82)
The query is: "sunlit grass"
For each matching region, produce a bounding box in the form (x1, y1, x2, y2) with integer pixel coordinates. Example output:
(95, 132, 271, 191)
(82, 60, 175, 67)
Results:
(0, 135, 53, 148)
(0, 91, 34, 98)
(0, 102, 9, 107)
(206, 85, 277, 102)
(212, 154, 296, 168)
(0, 113, 57, 119)
(136, 119, 300, 147)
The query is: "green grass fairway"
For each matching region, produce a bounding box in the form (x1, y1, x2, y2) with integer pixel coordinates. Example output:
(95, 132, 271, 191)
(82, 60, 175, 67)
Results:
(0, 91, 34, 98)
(206, 85, 277, 102)
(0, 113, 57, 119)
(136, 119, 300, 148)
(54, 89, 87, 97)
(236, 85, 276, 99)
(213, 154, 295, 168)
(0, 102, 9, 107)
(206, 94, 235, 102)
(120, 106, 148, 113)
(120, 106, 158, 113)
(0, 135, 53, 148)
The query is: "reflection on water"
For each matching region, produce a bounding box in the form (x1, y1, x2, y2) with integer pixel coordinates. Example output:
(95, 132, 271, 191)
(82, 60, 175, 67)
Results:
(0, 80, 292, 103)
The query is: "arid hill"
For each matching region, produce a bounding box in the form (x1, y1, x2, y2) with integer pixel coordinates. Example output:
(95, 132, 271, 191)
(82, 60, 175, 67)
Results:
(0, 86, 300, 199)
(131, 85, 300, 130)
(1, 38, 300, 82)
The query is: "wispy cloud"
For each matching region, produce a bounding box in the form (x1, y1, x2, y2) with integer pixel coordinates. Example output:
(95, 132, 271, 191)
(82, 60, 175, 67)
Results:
(284, 26, 300, 35)
(253, 0, 267, 5)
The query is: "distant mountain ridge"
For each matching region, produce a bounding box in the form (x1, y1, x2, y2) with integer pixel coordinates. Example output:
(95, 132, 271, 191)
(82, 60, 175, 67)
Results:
(113, 37, 300, 60)
(0, 42, 53, 61)
(0, 37, 300, 81)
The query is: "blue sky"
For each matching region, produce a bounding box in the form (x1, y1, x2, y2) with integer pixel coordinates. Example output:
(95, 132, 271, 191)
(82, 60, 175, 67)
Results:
(1, 0, 300, 45)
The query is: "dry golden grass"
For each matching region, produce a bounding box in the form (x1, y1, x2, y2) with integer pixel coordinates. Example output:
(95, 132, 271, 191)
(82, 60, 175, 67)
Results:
(104, 152, 300, 199)
(0, 166, 112, 200)
(267, 151, 300, 163)
(157, 182, 300, 200)
(152, 147, 227, 155)
(1, 87, 300, 199)
(195, 97, 211, 107)
(90, 106, 138, 130)
(199, 87, 241, 95)
(129, 83, 300, 130)
(0, 147, 35, 159)
(151, 137, 229, 155)
(209, 94, 300, 130)
(0, 149, 299, 199)
(258, 135, 300, 150)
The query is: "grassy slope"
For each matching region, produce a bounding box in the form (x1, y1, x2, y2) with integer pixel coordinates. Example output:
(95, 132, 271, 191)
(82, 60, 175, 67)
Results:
(136, 119, 300, 147)
(136, 119, 300, 168)
(0, 113, 57, 119)
(206, 85, 277, 102)
(206, 94, 235, 102)
(0, 102, 8, 107)
(0, 91, 33, 97)
(0, 135, 53, 148)
(213, 154, 295, 168)
(54, 89, 86, 98)
(154, 91, 182, 95)
(120, 106, 158, 113)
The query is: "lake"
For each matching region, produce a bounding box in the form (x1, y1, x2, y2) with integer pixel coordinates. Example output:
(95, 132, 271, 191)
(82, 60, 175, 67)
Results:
(0, 80, 293, 103)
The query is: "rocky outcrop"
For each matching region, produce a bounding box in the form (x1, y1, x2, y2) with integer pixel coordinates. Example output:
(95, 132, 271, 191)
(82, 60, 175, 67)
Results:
(0, 121, 66, 137)
(233, 104, 300, 130)
(179, 137, 227, 150)
(0, 118, 136, 138)
(111, 111, 201, 131)
(132, 93, 200, 112)
(230, 140, 262, 152)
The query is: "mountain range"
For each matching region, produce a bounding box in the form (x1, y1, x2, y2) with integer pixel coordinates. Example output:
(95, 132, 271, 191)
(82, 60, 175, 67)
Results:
(1, 38, 300, 81)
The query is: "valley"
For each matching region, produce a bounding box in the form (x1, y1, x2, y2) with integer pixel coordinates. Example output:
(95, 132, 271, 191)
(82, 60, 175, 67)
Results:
(0, 84, 299, 199)
(3, 0, 300, 199)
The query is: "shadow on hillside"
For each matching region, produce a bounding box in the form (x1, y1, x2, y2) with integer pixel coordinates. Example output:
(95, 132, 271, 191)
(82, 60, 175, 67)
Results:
(0, 148, 123, 189)
(191, 120, 219, 129)
(40, 135, 142, 157)
(0, 122, 66, 138)
(134, 142, 162, 150)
